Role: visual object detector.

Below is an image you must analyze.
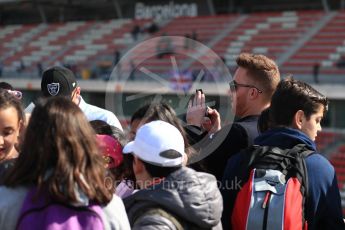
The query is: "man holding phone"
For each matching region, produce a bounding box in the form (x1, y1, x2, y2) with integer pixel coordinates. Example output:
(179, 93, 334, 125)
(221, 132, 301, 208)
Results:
(186, 53, 280, 180)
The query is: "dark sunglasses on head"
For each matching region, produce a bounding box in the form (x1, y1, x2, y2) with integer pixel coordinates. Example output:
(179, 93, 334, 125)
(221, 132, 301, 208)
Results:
(229, 80, 263, 94)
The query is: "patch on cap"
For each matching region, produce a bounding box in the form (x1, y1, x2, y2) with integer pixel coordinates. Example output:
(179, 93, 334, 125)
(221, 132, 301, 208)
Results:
(47, 83, 60, 96)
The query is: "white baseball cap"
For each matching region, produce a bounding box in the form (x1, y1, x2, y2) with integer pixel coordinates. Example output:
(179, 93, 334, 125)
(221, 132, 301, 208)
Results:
(123, 120, 186, 167)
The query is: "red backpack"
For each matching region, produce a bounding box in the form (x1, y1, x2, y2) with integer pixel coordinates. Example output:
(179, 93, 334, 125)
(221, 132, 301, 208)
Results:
(231, 144, 313, 230)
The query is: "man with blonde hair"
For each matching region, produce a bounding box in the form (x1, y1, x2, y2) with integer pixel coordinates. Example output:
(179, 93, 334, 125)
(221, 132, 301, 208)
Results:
(186, 53, 280, 180)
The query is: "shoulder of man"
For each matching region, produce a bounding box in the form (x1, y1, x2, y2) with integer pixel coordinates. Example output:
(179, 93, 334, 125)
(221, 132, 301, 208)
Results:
(80, 98, 123, 131)
(233, 116, 260, 146)
(125, 193, 188, 230)
(209, 123, 248, 152)
(132, 207, 181, 230)
(133, 206, 209, 230)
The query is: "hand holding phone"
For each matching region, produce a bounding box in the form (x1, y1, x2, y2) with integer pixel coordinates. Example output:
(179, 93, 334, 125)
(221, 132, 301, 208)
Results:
(201, 107, 221, 133)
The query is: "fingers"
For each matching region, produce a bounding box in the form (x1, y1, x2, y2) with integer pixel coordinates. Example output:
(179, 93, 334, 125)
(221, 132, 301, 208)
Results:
(207, 109, 221, 133)
(192, 90, 205, 107)
(201, 117, 212, 132)
(192, 91, 198, 107)
(208, 109, 220, 122)
(196, 90, 202, 106)
(188, 99, 192, 108)
(186, 91, 207, 127)
(201, 92, 205, 109)
(205, 106, 211, 116)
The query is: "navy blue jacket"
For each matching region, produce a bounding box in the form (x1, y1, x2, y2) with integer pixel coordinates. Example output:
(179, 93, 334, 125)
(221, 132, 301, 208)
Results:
(221, 127, 345, 230)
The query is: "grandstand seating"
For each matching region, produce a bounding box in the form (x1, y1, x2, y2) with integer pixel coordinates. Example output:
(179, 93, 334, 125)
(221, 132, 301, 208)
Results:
(1, 15, 236, 78)
(329, 144, 345, 214)
(2, 10, 345, 79)
(69, 19, 152, 70)
(315, 131, 341, 151)
(159, 15, 235, 44)
(188, 11, 325, 80)
(127, 15, 235, 76)
(0, 19, 150, 73)
(219, 11, 325, 66)
(330, 145, 345, 187)
(0, 24, 39, 62)
(282, 11, 345, 75)
(2, 22, 94, 72)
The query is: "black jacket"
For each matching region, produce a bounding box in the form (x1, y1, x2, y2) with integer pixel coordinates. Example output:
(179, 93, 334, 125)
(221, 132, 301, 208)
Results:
(186, 115, 259, 180)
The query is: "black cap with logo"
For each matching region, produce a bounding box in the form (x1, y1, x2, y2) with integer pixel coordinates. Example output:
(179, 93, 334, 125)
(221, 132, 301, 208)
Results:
(41, 66, 77, 97)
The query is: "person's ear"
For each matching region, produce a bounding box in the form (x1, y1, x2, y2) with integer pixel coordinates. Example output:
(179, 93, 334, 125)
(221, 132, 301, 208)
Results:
(249, 88, 259, 99)
(75, 87, 81, 96)
(19, 119, 24, 133)
(292, 110, 305, 130)
(182, 153, 188, 166)
(15, 119, 25, 153)
(24, 113, 31, 127)
(132, 156, 145, 174)
(71, 87, 81, 104)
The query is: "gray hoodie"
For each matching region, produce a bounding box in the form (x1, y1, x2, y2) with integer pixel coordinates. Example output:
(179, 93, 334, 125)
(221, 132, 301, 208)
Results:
(124, 167, 223, 229)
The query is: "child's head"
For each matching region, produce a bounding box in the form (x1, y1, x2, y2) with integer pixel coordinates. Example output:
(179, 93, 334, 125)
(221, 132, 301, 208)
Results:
(0, 90, 24, 163)
(5, 97, 111, 205)
(96, 135, 123, 168)
(129, 102, 193, 162)
(90, 120, 131, 189)
(0, 82, 14, 90)
(269, 77, 328, 141)
(96, 134, 125, 178)
(90, 119, 127, 146)
(123, 120, 185, 188)
(90, 120, 114, 135)
(129, 103, 181, 140)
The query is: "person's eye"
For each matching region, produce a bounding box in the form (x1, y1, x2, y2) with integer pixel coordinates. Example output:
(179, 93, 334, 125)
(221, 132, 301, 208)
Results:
(4, 130, 14, 136)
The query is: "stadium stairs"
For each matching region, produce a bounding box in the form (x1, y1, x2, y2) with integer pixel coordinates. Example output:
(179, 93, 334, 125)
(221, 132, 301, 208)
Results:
(282, 11, 345, 78)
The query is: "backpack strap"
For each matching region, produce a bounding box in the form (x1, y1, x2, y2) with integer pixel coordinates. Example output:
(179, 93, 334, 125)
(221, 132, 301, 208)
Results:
(235, 145, 264, 188)
(286, 144, 314, 227)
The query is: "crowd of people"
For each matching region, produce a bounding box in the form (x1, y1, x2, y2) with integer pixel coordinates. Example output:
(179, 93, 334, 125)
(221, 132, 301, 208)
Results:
(0, 53, 344, 230)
